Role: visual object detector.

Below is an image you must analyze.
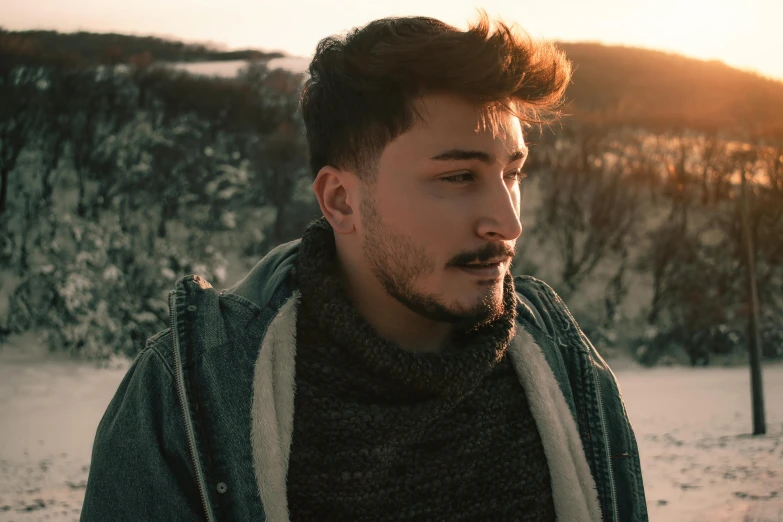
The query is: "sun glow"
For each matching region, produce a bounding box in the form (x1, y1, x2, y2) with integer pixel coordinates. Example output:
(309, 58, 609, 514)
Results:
(2, 0, 780, 81)
(504, 0, 772, 79)
(625, 0, 760, 64)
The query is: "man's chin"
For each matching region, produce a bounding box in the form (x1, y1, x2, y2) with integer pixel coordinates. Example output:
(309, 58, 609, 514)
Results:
(385, 286, 495, 328)
(434, 291, 507, 330)
(463, 299, 506, 328)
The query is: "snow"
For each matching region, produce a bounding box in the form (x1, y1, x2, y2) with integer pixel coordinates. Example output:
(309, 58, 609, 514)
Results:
(0, 337, 781, 521)
(166, 55, 310, 78)
(619, 363, 783, 522)
(168, 59, 248, 77)
(0, 336, 129, 520)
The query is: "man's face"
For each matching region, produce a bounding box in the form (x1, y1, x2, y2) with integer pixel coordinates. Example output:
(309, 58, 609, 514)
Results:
(358, 94, 525, 328)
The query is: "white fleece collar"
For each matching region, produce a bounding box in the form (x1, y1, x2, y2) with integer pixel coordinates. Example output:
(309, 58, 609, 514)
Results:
(251, 291, 299, 522)
(251, 294, 602, 522)
(507, 329, 603, 521)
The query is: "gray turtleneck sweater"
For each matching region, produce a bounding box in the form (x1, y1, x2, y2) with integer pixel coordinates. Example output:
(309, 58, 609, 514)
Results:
(286, 219, 555, 521)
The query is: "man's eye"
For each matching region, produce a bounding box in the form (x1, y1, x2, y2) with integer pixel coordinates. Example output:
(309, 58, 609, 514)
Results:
(442, 173, 474, 183)
(505, 168, 526, 181)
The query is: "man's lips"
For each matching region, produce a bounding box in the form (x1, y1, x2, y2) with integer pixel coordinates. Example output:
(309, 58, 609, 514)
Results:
(455, 259, 508, 278)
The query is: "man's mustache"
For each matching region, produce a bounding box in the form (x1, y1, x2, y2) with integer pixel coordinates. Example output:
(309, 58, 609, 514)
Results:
(446, 243, 516, 267)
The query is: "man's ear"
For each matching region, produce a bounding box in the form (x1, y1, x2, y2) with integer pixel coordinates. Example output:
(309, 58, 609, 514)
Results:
(312, 166, 357, 235)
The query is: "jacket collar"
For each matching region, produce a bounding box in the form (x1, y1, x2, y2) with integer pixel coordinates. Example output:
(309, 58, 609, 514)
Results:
(224, 239, 301, 310)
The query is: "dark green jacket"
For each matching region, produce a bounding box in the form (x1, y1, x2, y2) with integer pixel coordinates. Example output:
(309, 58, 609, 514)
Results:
(81, 239, 648, 521)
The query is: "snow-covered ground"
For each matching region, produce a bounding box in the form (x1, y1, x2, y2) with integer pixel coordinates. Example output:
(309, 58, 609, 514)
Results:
(618, 361, 783, 522)
(0, 336, 131, 521)
(0, 336, 781, 521)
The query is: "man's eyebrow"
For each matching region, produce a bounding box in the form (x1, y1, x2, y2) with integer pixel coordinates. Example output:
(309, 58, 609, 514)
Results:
(429, 146, 528, 164)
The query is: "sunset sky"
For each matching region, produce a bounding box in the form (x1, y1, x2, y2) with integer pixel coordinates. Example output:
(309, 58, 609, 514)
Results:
(4, 0, 782, 81)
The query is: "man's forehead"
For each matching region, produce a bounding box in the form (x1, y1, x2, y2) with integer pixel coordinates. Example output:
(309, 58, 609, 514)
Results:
(378, 94, 526, 169)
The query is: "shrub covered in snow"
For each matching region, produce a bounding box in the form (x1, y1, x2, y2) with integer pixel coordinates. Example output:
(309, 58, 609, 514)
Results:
(0, 57, 316, 358)
(0, 43, 781, 363)
(7, 214, 229, 357)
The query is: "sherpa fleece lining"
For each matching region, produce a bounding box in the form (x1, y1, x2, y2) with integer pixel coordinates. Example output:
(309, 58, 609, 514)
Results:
(251, 293, 602, 522)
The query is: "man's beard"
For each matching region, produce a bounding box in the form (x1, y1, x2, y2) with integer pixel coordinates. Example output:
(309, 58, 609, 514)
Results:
(359, 193, 510, 330)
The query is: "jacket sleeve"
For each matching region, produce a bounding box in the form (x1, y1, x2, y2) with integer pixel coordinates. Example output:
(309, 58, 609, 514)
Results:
(80, 331, 204, 521)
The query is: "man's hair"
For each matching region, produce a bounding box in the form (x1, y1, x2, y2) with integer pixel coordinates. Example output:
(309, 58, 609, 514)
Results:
(300, 12, 572, 179)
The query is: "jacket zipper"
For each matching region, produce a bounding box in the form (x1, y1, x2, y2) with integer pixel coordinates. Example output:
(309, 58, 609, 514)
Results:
(591, 361, 619, 522)
(169, 290, 215, 522)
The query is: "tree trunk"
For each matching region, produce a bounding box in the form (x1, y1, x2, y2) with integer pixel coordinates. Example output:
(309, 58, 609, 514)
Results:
(41, 134, 64, 208)
(647, 279, 662, 324)
(0, 166, 8, 215)
(76, 170, 87, 217)
(740, 169, 766, 436)
(701, 169, 709, 205)
(157, 209, 168, 238)
(158, 198, 177, 238)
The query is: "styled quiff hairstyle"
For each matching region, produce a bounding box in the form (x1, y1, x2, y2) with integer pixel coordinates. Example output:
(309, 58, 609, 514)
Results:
(300, 12, 572, 179)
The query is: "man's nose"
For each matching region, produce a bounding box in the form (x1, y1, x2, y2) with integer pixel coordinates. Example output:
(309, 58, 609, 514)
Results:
(475, 180, 523, 241)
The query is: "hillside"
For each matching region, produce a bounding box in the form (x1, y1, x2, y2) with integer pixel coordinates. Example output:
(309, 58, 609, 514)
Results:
(3, 28, 782, 136)
(559, 42, 783, 136)
(162, 43, 783, 138)
(0, 28, 282, 66)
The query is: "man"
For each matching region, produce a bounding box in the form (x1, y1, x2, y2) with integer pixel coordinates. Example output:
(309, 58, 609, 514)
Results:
(82, 13, 647, 522)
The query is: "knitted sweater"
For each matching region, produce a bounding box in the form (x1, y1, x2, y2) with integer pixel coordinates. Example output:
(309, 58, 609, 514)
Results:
(286, 219, 556, 521)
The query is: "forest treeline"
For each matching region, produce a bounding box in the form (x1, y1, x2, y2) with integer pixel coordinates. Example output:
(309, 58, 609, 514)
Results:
(0, 28, 281, 66)
(0, 30, 781, 365)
